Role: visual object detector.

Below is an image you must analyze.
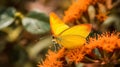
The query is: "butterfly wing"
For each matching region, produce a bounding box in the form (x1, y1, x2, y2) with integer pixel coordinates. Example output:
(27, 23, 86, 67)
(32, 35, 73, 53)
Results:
(56, 35, 86, 49)
(57, 24, 91, 48)
(60, 24, 92, 38)
(50, 12, 69, 36)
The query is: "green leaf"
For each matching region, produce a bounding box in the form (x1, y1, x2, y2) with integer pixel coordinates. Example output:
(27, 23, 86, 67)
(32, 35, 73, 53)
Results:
(22, 17, 50, 34)
(27, 11, 49, 22)
(0, 7, 16, 29)
(0, 17, 14, 29)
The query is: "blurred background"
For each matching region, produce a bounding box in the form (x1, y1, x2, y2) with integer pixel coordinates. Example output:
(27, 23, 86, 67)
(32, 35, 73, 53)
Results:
(0, 0, 72, 67)
(0, 0, 120, 67)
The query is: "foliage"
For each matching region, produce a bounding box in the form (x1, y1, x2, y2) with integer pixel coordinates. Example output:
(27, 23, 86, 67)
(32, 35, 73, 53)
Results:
(0, 7, 50, 67)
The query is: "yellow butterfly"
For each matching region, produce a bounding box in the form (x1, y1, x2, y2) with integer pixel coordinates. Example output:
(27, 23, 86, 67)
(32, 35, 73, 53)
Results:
(50, 12, 92, 49)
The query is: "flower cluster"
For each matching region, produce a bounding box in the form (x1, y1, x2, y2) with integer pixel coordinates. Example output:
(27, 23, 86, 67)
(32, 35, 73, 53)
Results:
(39, 32, 120, 67)
(38, 48, 66, 67)
(63, 0, 106, 23)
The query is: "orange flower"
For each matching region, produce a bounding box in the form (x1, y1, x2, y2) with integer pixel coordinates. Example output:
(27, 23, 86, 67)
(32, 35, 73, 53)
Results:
(63, 0, 106, 23)
(84, 32, 120, 52)
(65, 43, 97, 63)
(38, 48, 66, 67)
(39, 32, 120, 66)
(65, 47, 85, 63)
(96, 13, 108, 22)
(95, 33, 120, 52)
(63, 0, 92, 23)
(66, 32, 120, 64)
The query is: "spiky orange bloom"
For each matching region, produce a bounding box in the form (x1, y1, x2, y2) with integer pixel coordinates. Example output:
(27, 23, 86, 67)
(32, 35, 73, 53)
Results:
(95, 33, 120, 52)
(66, 32, 120, 63)
(39, 32, 120, 66)
(66, 46, 86, 63)
(66, 44, 96, 63)
(63, 0, 106, 23)
(38, 48, 66, 67)
(96, 13, 108, 22)
(63, 0, 91, 23)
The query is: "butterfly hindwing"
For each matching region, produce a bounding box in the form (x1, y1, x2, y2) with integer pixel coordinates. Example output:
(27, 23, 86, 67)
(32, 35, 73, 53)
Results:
(56, 35, 86, 48)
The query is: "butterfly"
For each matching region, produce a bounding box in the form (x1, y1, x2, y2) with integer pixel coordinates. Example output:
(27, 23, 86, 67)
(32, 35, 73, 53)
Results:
(50, 12, 92, 49)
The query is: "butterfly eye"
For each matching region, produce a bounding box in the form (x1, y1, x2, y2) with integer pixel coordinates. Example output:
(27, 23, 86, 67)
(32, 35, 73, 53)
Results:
(52, 36, 55, 39)
(51, 36, 57, 43)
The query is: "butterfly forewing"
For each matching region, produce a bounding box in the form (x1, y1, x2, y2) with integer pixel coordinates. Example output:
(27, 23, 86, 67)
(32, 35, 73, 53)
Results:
(50, 13, 69, 36)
